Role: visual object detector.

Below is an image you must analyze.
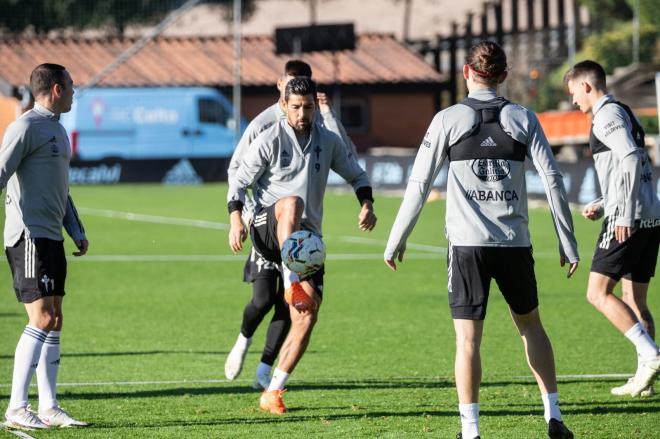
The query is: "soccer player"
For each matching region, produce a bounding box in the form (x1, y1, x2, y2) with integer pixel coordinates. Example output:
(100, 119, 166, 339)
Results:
(227, 77, 376, 413)
(224, 60, 359, 389)
(565, 60, 660, 397)
(384, 41, 578, 439)
(1, 64, 88, 429)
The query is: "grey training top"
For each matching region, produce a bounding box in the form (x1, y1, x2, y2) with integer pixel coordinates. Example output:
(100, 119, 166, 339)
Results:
(0, 103, 86, 247)
(385, 88, 579, 263)
(227, 119, 370, 235)
(590, 95, 660, 227)
(227, 102, 359, 222)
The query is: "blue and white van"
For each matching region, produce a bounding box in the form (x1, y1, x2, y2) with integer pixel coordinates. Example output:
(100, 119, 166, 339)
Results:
(60, 87, 245, 160)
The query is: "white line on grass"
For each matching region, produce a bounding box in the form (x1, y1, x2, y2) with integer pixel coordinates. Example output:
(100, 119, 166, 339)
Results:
(0, 374, 631, 388)
(78, 207, 443, 253)
(77, 207, 229, 230)
(67, 253, 441, 262)
(2, 426, 36, 439)
(79, 207, 564, 258)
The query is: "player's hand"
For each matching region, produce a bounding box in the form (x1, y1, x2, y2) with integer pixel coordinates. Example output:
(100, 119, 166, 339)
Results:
(317, 92, 331, 114)
(228, 213, 247, 253)
(358, 201, 377, 231)
(615, 225, 635, 243)
(560, 255, 578, 278)
(581, 204, 603, 221)
(73, 239, 88, 257)
(385, 246, 405, 271)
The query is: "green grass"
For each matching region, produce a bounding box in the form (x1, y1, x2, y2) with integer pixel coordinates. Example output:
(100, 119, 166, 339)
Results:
(0, 184, 658, 438)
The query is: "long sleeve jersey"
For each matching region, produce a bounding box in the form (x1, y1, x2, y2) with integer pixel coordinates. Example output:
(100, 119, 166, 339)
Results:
(227, 102, 359, 221)
(227, 119, 370, 235)
(385, 88, 579, 263)
(590, 95, 660, 227)
(0, 103, 86, 247)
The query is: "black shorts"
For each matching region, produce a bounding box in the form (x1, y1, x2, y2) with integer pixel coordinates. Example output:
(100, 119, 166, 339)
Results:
(5, 235, 67, 303)
(591, 220, 660, 283)
(447, 244, 538, 320)
(250, 204, 282, 264)
(243, 247, 281, 283)
(249, 204, 324, 296)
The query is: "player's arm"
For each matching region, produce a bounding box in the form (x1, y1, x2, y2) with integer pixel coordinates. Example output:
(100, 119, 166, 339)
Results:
(226, 136, 270, 253)
(228, 122, 262, 216)
(384, 112, 448, 271)
(593, 106, 641, 242)
(328, 133, 376, 232)
(0, 120, 30, 190)
(63, 194, 88, 256)
(525, 109, 579, 277)
(317, 92, 359, 158)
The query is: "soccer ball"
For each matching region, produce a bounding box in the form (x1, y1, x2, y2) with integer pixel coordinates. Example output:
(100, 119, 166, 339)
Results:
(280, 230, 326, 278)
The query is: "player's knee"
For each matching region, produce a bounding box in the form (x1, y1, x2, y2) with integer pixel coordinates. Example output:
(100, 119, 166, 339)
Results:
(32, 310, 57, 331)
(280, 196, 304, 219)
(293, 310, 317, 330)
(586, 288, 607, 309)
(455, 334, 478, 352)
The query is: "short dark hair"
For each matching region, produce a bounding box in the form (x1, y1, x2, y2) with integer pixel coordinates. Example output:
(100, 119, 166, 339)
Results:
(284, 60, 312, 78)
(564, 60, 607, 90)
(29, 63, 67, 97)
(285, 77, 317, 102)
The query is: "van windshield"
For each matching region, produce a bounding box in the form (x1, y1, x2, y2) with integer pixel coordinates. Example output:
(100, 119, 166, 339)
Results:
(198, 98, 228, 126)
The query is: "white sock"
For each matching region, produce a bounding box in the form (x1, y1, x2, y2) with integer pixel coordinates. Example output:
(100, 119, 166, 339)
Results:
(459, 403, 480, 439)
(256, 362, 272, 378)
(9, 326, 47, 410)
(235, 333, 252, 351)
(541, 392, 562, 423)
(267, 368, 289, 391)
(625, 323, 659, 361)
(37, 331, 61, 412)
(281, 265, 300, 290)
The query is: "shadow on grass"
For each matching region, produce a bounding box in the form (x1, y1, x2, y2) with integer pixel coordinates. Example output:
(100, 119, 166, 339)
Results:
(58, 377, 660, 401)
(0, 350, 230, 360)
(60, 402, 660, 431)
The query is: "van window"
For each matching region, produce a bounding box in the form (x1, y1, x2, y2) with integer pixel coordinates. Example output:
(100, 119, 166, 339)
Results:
(198, 98, 228, 126)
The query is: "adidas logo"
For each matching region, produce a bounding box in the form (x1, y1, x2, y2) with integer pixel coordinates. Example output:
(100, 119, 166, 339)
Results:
(480, 136, 497, 147)
(281, 150, 290, 157)
(162, 159, 203, 185)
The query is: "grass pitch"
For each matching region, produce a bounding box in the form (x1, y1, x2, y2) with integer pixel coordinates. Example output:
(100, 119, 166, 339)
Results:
(0, 184, 658, 438)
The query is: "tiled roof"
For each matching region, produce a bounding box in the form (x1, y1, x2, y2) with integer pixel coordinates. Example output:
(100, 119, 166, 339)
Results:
(0, 34, 444, 89)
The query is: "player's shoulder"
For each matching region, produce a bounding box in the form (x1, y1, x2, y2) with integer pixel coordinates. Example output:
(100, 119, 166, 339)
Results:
(315, 122, 343, 147)
(4, 110, 40, 139)
(250, 103, 281, 128)
(593, 99, 628, 126)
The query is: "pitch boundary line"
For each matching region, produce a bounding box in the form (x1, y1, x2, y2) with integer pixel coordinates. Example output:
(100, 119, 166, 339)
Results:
(0, 374, 631, 389)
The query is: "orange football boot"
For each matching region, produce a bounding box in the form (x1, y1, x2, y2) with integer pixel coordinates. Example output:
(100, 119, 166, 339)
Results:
(284, 281, 317, 312)
(259, 389, 287, 414)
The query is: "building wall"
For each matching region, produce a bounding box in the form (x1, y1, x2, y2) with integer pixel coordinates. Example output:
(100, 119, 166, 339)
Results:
(0, 96, 18, 138)
(243, 93, 278, 121)
(242, 90, 437, 151)
(368, 92, 436, 149)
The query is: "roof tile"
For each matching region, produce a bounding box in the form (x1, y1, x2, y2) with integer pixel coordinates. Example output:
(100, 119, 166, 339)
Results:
(0, 34, 444, 89)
